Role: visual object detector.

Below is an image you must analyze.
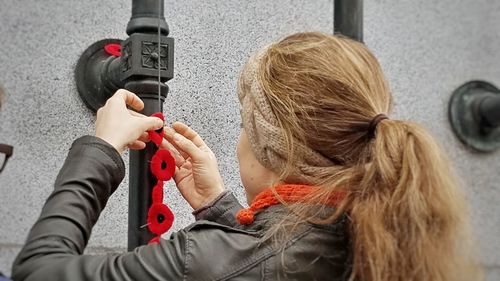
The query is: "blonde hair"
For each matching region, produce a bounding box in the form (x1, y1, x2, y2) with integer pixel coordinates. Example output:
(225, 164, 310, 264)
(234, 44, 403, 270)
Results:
(240, 32, 481, 281)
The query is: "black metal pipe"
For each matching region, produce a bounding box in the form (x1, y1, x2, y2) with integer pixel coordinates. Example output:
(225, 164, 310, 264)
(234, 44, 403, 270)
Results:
(448, 81, 500, 152)
(334, 0, 363, 42)
(75, 0, 174, 243)
(127, 0, 169, 35)
(478, 95, 500, 128)
(128, 91, 165, 250)
(126, 80, 168, 251)
(131, 0, 164, 17)
(125, 0, 172, 250)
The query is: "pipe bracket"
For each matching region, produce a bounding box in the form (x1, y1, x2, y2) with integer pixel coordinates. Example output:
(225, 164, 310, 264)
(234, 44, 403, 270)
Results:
(449, 81, 500, 152)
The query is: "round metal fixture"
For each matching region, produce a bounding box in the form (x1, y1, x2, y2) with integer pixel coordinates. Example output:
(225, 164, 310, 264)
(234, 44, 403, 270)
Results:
(75, 39, 123, 112)
(449, 81, 500, 152)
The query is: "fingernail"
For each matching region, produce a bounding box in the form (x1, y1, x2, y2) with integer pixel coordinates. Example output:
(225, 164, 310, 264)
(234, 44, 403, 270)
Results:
(174, 133, 181, 142)
(164, 127, 175, 135)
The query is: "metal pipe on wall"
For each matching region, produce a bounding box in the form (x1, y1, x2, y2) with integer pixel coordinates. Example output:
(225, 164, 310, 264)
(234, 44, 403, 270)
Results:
(478, 95, 500, 128)
(75, 0, 174, 250)
(125, 0, 173, 250)
(448, 81, 500, 152)
(127, 0, 169, 35)
(128, 95, 164, 250)
(334, 0, 363, 42)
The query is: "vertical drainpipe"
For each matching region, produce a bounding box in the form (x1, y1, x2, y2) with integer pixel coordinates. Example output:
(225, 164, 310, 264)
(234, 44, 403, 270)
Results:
(334, 0, 363, 42)
(75, 0, 175, 250)
(128, 98, 164, 249)
(126, 0, 173, 250)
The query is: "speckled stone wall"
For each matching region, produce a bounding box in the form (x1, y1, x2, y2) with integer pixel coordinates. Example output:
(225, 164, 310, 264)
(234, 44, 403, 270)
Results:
(0, 0, 499, 279)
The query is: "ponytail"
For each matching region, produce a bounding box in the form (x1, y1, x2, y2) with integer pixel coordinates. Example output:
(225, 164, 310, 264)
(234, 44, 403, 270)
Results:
(348, 120, 481, 281)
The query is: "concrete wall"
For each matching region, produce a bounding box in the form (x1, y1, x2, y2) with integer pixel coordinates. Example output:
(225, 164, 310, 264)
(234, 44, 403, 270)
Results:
(0, 0, 498, 279)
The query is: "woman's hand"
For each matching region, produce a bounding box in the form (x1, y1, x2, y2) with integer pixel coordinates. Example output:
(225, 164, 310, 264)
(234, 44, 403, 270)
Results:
(95, 89, 164, 154)
(162, 122, 225, 210)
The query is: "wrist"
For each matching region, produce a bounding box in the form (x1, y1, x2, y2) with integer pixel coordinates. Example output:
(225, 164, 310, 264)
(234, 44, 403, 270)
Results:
(198, 189, 225, 209)
(194, 190, 228, 214)
(95, 135, 124, 154)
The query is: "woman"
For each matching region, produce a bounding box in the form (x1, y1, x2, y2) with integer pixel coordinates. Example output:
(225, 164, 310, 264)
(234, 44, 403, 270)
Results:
(12, 32, 481, 281)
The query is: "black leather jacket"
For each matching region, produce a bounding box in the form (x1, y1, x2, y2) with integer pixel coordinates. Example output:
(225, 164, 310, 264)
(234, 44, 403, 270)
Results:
(11, 136, 350, 281)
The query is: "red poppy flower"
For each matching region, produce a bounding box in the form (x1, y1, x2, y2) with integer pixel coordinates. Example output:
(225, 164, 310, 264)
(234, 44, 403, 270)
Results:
(148, 236, 161, 245)
(150, 149, 176, 181)
(152, 180, 164, 204)
(147, 112, 165, 147)
(147, 203, 174, 235)
(104, 43, 122, 57)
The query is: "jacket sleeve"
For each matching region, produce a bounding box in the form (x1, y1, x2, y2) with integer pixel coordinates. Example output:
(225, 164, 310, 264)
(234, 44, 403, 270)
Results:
(191, 191, 244, 227)
(11, 136, 186, 281)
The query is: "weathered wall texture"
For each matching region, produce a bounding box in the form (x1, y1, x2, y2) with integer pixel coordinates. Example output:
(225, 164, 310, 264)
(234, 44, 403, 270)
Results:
(0, 0, 499, 279)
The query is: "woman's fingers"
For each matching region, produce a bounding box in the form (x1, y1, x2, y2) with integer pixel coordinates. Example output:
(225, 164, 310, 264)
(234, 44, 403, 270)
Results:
(128, 140, 146, 150)
(127, 109, 163, 136)
(172, 132, 203, 161)
(164, 122, 207, 161)
(137, 116, 164, 132)
(114, 89, 144, 111)
(172, 122, 206, 148)
(163, 126, 176, 139)
(160, 138, 186, 167)
(163, 127, 190, 160)
(138, 132, 150, 143)
(128, 109, 146, 118)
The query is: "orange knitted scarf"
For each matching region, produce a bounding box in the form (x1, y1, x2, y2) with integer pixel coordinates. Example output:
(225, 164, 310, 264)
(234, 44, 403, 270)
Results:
(236, 184, 346, 225)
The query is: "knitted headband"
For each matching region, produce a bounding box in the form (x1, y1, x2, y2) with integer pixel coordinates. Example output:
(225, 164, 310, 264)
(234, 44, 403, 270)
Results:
(238, 45, 336, 183)
(237, 46, 389, 183)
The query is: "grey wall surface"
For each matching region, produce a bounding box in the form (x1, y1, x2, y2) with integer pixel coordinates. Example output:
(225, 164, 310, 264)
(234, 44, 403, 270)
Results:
(0, 0, 498, 279)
